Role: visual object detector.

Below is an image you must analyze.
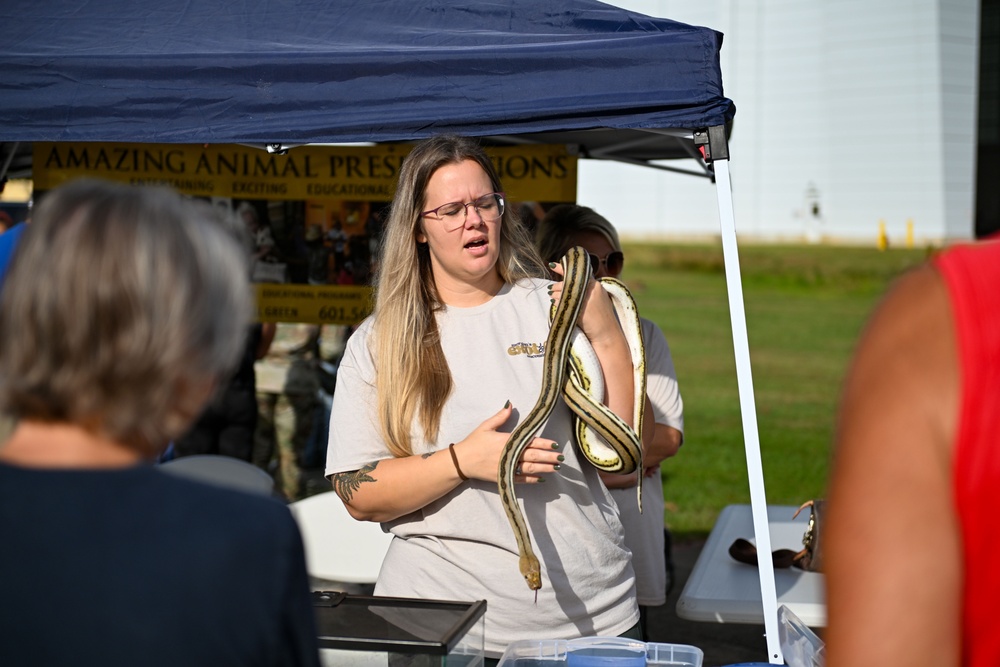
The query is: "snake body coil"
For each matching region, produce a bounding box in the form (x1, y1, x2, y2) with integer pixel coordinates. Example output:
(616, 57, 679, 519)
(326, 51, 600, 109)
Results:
(498, 246, 646, 592)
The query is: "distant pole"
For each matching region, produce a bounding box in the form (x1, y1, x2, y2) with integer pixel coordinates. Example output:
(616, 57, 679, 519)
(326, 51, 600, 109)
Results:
(906, 219, 914, 248)
(878, 220, 889, 251)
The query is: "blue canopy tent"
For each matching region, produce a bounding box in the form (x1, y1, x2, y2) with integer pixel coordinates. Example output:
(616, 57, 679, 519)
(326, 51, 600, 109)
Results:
(0, 1, 782, 662)
(0, 0, 732, 175)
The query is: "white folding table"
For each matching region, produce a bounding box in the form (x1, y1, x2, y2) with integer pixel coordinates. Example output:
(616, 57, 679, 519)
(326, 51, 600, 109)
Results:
(676, 504, 826, 628)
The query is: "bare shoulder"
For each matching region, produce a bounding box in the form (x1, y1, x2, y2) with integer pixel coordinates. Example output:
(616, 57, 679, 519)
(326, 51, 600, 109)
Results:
(838, 263, 956, 460)
(832, 262, 957, 499)
(825, 262, 962, 666)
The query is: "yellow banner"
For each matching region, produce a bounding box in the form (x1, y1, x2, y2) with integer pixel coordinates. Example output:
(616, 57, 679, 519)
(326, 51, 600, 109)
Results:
(256, 284, 373, 325)
(35, 142, 578, 326)
(33, 142, 577, 202)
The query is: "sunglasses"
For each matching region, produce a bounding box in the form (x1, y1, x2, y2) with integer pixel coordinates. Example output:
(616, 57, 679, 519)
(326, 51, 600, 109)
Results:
(587, 251, 624, 276)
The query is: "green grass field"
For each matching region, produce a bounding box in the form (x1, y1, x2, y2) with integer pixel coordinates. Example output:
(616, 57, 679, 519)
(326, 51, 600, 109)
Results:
(620, 242, 931, 538)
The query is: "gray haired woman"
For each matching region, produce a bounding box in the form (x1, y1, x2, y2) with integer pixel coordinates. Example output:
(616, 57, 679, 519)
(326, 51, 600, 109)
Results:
(0, 179, 320, 667)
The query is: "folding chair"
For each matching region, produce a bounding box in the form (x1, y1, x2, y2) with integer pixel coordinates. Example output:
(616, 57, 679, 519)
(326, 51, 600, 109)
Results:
(289, 490, 393, 591)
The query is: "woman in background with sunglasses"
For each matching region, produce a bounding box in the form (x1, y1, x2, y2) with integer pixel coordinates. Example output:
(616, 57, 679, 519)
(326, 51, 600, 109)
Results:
(536, 204, 685, 641)
(325, 136, 646, 663)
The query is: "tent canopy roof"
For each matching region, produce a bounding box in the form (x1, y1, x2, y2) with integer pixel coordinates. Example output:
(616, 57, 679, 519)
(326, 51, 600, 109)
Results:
(0, 0, 734, 179)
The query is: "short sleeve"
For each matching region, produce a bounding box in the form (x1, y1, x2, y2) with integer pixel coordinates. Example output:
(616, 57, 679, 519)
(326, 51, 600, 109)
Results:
(641, 318, 684, 434)
(324, 319, 392, 476)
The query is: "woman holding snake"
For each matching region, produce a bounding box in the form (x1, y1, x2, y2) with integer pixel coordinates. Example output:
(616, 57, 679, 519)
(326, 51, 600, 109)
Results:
(325, 135, 649, 662)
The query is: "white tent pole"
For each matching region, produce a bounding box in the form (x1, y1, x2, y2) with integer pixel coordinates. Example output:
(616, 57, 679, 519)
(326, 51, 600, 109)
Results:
(713, 158, 783, 665)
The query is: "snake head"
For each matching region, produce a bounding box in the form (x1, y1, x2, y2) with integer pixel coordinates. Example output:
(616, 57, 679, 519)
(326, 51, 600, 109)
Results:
(519, 555, 543, 591)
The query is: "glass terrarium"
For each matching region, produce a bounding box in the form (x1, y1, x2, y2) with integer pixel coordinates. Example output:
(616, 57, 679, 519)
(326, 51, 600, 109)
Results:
(314, 592, 486, 667)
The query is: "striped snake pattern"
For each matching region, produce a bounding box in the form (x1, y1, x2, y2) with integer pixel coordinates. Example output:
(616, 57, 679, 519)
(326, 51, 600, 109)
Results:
(498, 246, 646, 592)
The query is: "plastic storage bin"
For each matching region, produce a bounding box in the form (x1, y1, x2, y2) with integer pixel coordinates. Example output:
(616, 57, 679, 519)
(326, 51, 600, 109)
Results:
(777, 604, 825, 667)
(498, 637, 703, 667)
(314, 591, 486, 666)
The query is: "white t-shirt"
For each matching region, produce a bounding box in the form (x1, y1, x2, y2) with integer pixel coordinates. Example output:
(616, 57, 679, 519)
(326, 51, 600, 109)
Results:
(326, 278, 639, 658)
(607, 318, 684, 607)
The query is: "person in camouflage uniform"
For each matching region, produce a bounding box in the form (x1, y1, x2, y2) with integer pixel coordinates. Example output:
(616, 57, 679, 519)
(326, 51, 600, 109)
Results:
(253, 322, 321, 500)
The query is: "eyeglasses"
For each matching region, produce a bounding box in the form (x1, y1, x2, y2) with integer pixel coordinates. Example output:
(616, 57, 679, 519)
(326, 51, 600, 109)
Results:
(588, 251, 624, 276)
(421, 192, 505, 231)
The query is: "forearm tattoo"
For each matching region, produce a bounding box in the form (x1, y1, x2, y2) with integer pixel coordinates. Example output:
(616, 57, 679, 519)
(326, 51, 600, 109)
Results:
(333, 462, 378, 503)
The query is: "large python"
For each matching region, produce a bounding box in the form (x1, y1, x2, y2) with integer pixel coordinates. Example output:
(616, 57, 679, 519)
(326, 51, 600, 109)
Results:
(498, 246, 646, 592)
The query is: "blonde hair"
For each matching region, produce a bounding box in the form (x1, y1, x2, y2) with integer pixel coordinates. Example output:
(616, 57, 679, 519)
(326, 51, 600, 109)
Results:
(535, 204, 622, 265)
(372, 135, 546, 456)
(0, 179, 253, 455)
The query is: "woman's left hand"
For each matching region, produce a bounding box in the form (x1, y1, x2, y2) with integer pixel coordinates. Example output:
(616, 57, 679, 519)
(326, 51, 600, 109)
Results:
(549, 260, 635, 430)
(549, 263, 624, 347)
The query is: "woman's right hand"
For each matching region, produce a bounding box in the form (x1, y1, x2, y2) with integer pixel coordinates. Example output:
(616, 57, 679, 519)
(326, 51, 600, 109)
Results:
(452, 402, 564, 484)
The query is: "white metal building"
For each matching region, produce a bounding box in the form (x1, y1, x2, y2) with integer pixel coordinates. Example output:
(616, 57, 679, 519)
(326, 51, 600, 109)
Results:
(581, 0, 982, 244)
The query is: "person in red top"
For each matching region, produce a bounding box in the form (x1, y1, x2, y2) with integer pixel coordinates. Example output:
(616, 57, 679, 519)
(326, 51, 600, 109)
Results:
(825, 237, 1000, 667)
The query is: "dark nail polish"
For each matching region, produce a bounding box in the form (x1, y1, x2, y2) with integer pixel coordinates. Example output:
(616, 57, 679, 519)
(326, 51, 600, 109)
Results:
(548, 262, 557, 269)
(553, 464, 561, 471)
(557, 455, 565, 462)
(504, 400, 511, 409)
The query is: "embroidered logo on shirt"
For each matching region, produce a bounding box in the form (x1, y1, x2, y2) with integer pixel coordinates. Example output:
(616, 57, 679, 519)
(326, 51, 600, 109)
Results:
(507, 341, 545, 358)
